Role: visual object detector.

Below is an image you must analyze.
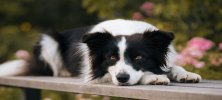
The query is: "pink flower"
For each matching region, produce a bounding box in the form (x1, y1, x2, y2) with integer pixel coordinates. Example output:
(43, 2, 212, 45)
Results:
(175, 37, 214, 68)
(210, 58, 220, 67)
(219, 42, 222, 50)
(176, 37, 218, 68)
(219, 57, 222, 63)
(187, 37, 214, 51)
(132, 12, 144, 20)
(194, 61, 205, 68)
(177, 52, 205, 68)
(190, 60, 205, 68)
(176, 52, 198, 66)
(15, 50, 30, 60)
(185, 46, 204, 58)
(140, 2, 154, 16)
(176, 54, 187, 66)
(140, 2, 154, 12)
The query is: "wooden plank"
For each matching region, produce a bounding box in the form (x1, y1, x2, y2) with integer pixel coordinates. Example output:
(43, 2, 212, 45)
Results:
(170, 81, 222, 89)
(203, 80, 222, 84)
(0, 76, 222, 100)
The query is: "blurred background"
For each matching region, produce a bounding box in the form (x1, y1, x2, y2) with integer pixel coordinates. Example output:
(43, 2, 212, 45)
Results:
(0, 0, 222, 100)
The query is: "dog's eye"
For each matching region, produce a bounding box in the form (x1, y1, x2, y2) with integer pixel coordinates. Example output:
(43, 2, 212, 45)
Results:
(135, 55, 143, 60)
(110, 56, 118, 61)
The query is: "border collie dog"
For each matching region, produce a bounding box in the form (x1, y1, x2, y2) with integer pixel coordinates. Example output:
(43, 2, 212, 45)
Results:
(0, 19, 201, 85)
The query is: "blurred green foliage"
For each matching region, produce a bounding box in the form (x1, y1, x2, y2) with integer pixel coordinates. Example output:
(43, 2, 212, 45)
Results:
(0, 0, 98, 62)
(0, 0, 222, 100)
(0, 87, 21, 100)
(83, 0, 222, 43)
(0, 0, 98, 29)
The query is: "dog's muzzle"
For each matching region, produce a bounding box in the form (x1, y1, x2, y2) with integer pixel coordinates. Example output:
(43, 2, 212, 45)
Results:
(116, 73, 130, 83)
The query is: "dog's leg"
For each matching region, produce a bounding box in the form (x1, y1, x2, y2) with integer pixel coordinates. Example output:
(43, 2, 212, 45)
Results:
(139, 72, 170, 85)
(0, 60, 29, 76)
(167, 66, 201, 83)
(40, 34, 64, 76)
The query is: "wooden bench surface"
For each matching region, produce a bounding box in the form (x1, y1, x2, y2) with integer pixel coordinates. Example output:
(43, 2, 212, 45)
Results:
(0, 76, 222, 100)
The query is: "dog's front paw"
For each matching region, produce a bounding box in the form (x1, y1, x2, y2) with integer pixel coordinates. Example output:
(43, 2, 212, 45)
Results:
(140, 75, 170, 85)
(172, 71, 201, 83)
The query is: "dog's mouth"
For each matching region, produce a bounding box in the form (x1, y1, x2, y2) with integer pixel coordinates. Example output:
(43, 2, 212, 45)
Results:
(117, 82, 131, 86)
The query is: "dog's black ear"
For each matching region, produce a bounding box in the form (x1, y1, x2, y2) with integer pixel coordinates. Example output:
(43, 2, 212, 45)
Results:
(143, 30, 174, 50)
(82, 32, 113, 47)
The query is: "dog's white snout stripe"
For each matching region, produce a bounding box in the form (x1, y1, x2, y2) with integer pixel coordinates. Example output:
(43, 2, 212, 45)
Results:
(116, 37, 128, 73)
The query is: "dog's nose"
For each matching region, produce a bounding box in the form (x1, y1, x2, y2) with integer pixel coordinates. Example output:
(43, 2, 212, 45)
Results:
(116, 73, 130, 83)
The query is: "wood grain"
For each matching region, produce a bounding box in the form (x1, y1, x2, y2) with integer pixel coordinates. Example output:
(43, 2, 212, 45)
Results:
(0, 76, 221, 100)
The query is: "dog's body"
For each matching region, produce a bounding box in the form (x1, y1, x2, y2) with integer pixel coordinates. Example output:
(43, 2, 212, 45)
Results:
(0, 19, 201, 85)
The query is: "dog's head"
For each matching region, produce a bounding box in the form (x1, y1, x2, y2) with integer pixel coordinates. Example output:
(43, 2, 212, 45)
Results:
(82, 19, 174, 85)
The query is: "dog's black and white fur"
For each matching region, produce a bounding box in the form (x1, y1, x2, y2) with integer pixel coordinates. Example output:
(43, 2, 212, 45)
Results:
(0, 19, 201, 85)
